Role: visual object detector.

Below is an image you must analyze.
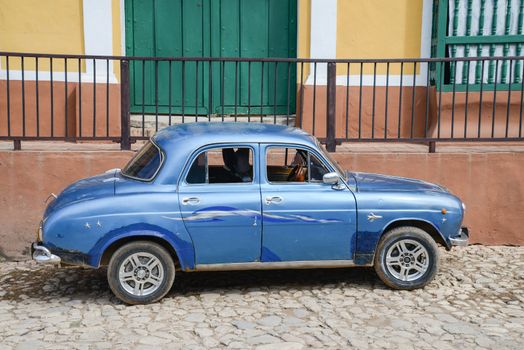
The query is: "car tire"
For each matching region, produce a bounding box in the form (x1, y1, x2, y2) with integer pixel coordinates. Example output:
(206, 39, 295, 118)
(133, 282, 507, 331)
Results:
(107, 241, 175, 304)
(374, 226, 439, 290)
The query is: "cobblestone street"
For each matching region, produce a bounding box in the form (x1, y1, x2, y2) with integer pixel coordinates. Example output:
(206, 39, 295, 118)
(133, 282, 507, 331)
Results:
(0, 246, 523, 349)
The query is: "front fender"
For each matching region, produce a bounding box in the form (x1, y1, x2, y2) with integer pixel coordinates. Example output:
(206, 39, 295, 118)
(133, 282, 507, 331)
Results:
(354, 216, 450, 265)
(380, 217, 449, 248)
(353, 191, 463, 264)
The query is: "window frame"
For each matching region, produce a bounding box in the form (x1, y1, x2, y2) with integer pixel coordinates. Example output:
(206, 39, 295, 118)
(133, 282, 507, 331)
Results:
(181, 144, 257, 187)
(121, 138, 165, 182)
(431, 0, 524, 92)
(264, 145, 331, 185)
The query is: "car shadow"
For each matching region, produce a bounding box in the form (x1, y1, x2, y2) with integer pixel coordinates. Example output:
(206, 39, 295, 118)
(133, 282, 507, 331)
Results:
(171, 267, 382, 296)
(0, 265, 112, 303)
(0, 264, 383, 305)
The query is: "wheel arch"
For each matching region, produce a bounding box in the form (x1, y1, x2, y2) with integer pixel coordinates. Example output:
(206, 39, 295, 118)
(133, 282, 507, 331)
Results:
(87, 222, 196, 270)
(98, 235, 181, 268)
(381, 219, 450, 250)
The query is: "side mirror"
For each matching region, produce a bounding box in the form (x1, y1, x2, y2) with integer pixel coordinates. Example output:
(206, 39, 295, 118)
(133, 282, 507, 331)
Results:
(323, 172, 340, 185)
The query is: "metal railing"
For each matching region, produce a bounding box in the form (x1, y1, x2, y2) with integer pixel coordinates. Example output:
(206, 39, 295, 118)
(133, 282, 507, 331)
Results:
(1, 52, 523, 152)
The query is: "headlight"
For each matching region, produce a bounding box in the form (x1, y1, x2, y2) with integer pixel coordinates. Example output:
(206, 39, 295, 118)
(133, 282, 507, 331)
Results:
(461, 202, 466, 211)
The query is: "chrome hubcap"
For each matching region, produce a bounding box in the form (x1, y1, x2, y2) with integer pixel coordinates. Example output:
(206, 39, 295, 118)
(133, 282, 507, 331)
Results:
(385, 239, 429, 282)
(119, 252, 164, 296)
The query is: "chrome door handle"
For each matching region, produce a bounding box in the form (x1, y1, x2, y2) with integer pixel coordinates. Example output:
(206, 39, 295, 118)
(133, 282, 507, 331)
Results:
(265, 196, 283, 205)
(367, 213, 383, 222)
(182, 197, 200, 205)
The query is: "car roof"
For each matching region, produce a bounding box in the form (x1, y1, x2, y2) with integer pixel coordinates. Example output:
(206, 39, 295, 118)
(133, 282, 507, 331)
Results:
(153, 122, 317, 151)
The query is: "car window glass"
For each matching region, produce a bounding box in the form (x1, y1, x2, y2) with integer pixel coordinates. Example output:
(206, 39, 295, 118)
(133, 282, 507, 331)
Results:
(316, 139, 346, 180)
(266, 147, 309, 183)
(309, 153, 330, 182)
(122, 141, 162, 180)
(186, 147, 253, 184)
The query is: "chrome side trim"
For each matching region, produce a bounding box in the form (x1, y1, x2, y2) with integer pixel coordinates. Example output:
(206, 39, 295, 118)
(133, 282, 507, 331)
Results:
(195, 259, 363, 271)
(32, 243, 61, 264)
(450, 227, 469, 247)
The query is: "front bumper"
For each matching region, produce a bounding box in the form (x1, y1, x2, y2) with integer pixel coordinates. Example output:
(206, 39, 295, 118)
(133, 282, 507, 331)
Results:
(449, 227, 469, 247)
(31, 242, 61, 264)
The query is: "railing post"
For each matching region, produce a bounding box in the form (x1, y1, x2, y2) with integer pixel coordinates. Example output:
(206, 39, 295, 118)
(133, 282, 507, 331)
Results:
(326, 62, 337, 152)
(13, 140, 21, 151)
(428, 141, 436, 153)
(120, 59, 131, 151)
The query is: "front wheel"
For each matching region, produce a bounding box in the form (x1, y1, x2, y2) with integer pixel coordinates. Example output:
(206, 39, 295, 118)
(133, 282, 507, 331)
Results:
(107, 241, 175, 304)
(374, 226, 439, 290)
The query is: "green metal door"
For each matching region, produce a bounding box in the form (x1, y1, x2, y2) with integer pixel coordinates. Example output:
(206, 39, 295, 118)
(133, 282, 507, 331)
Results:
(125, 0, 297, 115)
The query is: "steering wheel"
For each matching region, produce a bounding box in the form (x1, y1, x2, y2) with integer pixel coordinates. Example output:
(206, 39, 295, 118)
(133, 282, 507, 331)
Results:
(287, 164, 305, 182)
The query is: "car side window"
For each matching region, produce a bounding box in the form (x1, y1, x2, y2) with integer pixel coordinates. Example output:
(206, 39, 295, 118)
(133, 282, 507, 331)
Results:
(186, 147, 254, 184)
(309, 153, 330, 182)
(266, 147, 329, 183)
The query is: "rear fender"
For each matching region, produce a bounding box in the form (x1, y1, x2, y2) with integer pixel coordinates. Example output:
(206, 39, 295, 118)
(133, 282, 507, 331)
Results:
(88, 223, 195, 270)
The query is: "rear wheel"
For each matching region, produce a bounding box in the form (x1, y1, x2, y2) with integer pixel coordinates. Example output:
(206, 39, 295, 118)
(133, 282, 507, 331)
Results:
(374, 226, 439, 290)
(107, 241, 175, 304)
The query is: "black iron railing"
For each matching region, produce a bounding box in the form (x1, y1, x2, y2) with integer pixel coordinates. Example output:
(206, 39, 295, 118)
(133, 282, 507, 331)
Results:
(1, 52, 523, 152)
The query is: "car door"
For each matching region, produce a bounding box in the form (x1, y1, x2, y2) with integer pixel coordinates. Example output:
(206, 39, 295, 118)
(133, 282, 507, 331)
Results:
(260, 144, 357, 262)
(178, 144, 262, 265)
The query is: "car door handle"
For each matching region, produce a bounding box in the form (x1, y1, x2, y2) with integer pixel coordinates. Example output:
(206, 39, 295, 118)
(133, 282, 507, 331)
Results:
(265, 196, 283, 205)
(182, 197, 200, 205)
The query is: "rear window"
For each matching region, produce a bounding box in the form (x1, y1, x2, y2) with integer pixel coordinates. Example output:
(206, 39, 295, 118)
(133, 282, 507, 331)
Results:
(122, 141, 163, 180)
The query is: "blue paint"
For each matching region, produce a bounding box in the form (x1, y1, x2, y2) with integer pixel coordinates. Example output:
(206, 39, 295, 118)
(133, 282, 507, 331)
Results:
(353, 175, 464, 254)
(44, 171, 116, 219)
(186, 206, 259, 223)
(259, 143, 357, 262)
(351, 172, 448, 193)
(35, 123, 465, 272)
(88, 223, 195, 270)
(183, 205, 342, 225)
(153, 123, 318, 185)
(261, 247, 282, 262)
(42, 181, 195, 270)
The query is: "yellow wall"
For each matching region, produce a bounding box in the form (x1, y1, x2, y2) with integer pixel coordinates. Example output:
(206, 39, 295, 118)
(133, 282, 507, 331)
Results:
(112, 0, 122, 79)
(0, 0, 123, 73)
(0, 0, 424, 76)
(298, 0, 310, 58)
(0, 0, 84, 54)
(0, 0, 84, 71)
(297, 0, 311, 80)
(336, 0, 423, 74)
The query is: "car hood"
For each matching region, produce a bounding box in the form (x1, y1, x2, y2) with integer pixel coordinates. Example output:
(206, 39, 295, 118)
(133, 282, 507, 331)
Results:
(349, 171, 447, 193)
(44, 170, 118, 218)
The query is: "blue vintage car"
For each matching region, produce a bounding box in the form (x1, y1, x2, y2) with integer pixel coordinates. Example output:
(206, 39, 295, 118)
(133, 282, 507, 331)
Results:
(32, 123, 468, 304)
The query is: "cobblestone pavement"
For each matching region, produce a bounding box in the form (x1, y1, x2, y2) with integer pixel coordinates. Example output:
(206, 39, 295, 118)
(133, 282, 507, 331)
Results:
(0, 246, 523, 350)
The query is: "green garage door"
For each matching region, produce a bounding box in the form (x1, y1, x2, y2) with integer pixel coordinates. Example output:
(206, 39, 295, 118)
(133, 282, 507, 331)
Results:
(125, 0, 297, 115)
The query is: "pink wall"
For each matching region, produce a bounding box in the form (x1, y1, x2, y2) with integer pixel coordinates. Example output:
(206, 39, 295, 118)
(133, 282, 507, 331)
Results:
(1, 148, 522, 259)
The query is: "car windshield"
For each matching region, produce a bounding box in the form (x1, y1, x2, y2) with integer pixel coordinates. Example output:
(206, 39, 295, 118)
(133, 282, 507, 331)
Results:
(122, 141, 163, 181)
(316, 139, 347, 180)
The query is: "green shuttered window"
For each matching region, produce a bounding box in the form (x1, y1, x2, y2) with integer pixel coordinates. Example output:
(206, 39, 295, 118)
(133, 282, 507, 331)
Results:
(431, 0, 524, 91)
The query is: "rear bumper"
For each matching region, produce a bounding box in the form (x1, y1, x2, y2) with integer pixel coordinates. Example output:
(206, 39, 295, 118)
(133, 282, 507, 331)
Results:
(449, 227, 469, 247)
(31, 242, 61, 264)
